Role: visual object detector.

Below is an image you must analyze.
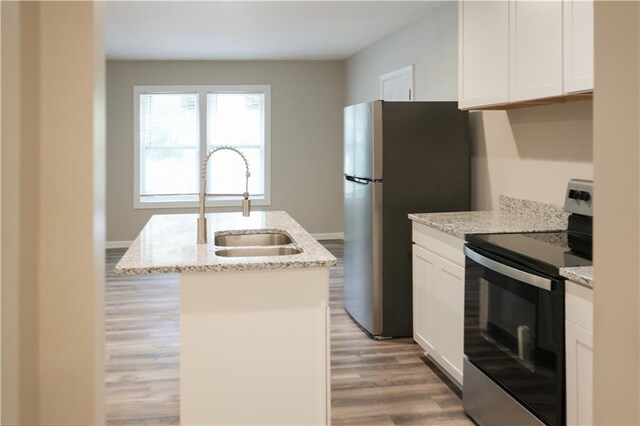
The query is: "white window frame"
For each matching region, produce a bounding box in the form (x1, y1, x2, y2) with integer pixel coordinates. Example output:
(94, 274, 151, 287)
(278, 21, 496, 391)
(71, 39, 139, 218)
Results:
(133, 85, 271, 209)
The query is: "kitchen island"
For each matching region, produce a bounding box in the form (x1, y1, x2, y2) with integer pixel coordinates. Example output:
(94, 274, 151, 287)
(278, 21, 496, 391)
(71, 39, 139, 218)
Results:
(116, 211, 336, 425)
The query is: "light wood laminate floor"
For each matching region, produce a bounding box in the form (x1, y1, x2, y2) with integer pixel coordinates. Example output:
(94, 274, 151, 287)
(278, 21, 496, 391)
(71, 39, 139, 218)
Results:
(106, 241, 471, 425)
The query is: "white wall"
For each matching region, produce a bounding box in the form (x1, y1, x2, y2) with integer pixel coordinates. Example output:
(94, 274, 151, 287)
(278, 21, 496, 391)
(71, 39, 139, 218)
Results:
(107, 61, 344, 242)
(471, 102, 593, 209)
(344, 1, 593, 210)
(344, 1, 458, 105)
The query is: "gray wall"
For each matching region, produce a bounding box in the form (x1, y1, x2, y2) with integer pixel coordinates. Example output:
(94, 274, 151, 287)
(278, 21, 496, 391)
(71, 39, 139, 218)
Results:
(344, 1, 459, 105)
(107, 61, 344, 241)
(108, 1, 594, 242)
(343, 2, 593, 210)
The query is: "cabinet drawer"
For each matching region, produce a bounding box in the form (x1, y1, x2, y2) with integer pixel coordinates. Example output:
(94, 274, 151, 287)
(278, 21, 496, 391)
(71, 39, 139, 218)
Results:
(412, 222, 465, 267)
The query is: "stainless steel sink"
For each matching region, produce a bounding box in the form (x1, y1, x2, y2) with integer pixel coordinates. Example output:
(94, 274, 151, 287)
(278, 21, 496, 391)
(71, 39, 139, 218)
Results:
(215, 247, 303, 257)
(214, 232, 294, 247)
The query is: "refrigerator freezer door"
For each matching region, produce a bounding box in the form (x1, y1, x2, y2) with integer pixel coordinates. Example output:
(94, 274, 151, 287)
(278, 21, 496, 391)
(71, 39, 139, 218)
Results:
(343, 101, 383, 180)
(343, 177, 383, 336)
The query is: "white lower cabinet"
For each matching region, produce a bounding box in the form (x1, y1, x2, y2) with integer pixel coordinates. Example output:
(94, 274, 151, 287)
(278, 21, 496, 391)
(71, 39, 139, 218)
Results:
(412, 223, 465, 386)
(437, 258, 465, 380)
(180, 267, 330, 425)
(413, 244, 440, 353)
(565, 280, 594, 426)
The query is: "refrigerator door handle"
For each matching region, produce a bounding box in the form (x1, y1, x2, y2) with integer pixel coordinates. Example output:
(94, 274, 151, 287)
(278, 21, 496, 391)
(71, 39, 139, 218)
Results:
(344, 174, 382, 185)
(345, 175, 370, 185)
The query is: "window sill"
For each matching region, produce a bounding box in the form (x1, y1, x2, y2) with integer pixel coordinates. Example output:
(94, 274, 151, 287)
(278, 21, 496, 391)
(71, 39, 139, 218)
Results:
(134, 196, 270, 210)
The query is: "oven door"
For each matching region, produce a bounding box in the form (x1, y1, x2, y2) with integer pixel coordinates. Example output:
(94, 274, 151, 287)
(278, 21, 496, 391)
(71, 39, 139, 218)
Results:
(464, 245, 564, 426)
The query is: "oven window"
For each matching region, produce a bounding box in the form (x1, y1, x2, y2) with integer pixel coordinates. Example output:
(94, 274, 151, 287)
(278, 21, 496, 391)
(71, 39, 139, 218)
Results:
(465, 253, 564, 426)
(480, 277, 537, 370)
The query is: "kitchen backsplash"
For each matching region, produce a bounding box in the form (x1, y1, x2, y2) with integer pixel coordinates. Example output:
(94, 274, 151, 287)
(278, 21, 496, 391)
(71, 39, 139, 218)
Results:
(499, 195, 570, 225)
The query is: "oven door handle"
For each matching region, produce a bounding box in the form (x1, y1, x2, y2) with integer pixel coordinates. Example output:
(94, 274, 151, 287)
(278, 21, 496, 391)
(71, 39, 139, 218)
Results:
(464, 246, 552, 291)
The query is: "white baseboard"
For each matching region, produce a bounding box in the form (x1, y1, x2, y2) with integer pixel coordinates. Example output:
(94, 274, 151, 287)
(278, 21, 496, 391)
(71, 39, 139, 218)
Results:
(311, 232, 344, 241)
(107, 233, 343, 249)
(106, 240, 132, 249)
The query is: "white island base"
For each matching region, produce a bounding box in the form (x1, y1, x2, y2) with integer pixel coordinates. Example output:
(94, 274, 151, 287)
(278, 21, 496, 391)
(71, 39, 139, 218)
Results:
(180, 267, 331, 425)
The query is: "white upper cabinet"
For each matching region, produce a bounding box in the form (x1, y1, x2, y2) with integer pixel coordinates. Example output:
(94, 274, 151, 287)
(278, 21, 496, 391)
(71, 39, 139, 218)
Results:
(458, 0, 594, 109)
(458, 1, 510, 109)
(509, 0, 563, 102)
(563, 0, 594, 93)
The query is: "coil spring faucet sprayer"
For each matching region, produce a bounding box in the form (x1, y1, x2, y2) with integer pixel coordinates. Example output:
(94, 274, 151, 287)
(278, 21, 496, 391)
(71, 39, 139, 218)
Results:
(197, 146, 251, 244)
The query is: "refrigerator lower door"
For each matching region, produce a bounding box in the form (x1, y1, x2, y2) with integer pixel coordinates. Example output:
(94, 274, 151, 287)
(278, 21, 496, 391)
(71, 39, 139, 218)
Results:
(343, 177, 383, 336)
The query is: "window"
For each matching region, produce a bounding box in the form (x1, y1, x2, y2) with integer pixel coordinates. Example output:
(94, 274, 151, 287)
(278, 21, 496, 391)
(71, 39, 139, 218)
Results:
(134, 85, 271, 208)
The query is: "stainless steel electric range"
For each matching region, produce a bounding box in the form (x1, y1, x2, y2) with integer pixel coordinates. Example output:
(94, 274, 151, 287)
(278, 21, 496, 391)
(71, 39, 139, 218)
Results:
(463, 179, 593, 426)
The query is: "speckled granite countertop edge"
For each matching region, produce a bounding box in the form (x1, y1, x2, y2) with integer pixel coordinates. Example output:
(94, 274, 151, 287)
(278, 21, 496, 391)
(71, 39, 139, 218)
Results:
(559, 266, 594, 288)
(115, 211, 337, 275)
(409, 196, 593, 287)
(408, 195, 569, 239)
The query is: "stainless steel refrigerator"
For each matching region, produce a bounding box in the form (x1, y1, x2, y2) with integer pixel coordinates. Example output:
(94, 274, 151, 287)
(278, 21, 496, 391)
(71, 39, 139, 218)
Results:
(343, 100, 469, 338)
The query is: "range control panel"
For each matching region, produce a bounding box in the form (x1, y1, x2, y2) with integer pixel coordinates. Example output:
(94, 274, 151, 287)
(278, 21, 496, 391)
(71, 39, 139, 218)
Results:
(564, 179, 593, 217)
(568, 189, 591, 202)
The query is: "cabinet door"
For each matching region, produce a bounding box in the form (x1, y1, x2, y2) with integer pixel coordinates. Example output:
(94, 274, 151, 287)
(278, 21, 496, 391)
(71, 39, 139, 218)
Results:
(509, 0, 563, 102)
(325, 306, 331, 424)
(412, 245, 440, 355)
(458, 0, 510, 109)
(564, 0, 594, 93)
(566, 320, 593, 426)
(437, 257, 465, 385)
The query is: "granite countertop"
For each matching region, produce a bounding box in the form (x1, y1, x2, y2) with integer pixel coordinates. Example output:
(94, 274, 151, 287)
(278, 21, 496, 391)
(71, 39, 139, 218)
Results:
(409, 196, 595, 287)
(408, 195, 569, 239)
(115, 211, 337, 275)
(408, 210, 567, 239)
(559, 266, 594, 288)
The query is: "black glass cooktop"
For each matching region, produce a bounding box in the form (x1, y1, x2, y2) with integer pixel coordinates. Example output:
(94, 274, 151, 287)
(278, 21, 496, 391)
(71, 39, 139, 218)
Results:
(466, 231, 592, 278)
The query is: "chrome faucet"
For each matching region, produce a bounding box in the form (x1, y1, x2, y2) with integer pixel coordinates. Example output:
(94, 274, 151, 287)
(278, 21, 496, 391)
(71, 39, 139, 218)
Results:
(197, 146, 251, 244)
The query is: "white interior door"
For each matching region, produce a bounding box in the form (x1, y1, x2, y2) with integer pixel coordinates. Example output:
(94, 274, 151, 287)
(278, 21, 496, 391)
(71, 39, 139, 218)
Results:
(380, 65, 414, 101)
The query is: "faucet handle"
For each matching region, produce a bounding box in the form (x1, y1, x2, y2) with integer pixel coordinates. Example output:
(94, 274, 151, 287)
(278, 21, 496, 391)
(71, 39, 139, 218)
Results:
(242, 192, 251, 217)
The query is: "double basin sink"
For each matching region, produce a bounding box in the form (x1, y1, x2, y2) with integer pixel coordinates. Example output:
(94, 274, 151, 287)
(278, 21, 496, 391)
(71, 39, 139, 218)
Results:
(214, 231, 302, 258)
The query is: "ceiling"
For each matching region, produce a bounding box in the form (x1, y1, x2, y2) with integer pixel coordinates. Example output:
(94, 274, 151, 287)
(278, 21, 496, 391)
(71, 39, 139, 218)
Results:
(105, 1, 444, 60)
